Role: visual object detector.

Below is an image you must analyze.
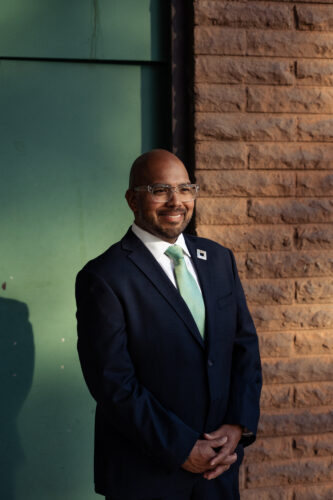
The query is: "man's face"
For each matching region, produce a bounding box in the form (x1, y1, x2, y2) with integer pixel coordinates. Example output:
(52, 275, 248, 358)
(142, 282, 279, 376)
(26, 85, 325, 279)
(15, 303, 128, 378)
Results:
(126, 155, 194, 243)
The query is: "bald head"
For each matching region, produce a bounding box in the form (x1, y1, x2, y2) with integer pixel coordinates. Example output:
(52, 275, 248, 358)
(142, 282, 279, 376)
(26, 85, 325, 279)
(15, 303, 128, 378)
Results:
(125, 149, 194, 242)
(129, 149, 189, 189)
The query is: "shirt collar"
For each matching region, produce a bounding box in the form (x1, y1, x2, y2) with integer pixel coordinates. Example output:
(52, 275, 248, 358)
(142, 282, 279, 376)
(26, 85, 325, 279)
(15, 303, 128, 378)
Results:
(131, 223, 191, 259)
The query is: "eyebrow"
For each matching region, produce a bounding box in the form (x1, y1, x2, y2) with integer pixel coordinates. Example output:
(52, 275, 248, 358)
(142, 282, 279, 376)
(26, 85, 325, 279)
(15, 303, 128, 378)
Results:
(150, 182, 192, 186)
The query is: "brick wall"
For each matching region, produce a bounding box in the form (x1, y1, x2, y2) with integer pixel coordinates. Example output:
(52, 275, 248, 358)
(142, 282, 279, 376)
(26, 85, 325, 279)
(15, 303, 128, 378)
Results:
(193, 0, 333, 497)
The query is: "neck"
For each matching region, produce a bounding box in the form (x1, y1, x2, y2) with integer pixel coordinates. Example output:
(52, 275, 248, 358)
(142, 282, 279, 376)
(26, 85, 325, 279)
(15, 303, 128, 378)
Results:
(133, 222, 179, 244)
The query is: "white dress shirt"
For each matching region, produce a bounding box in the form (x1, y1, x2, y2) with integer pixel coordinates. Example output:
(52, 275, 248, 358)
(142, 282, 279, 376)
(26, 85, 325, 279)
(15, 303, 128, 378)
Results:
(131, 223, 202, 292)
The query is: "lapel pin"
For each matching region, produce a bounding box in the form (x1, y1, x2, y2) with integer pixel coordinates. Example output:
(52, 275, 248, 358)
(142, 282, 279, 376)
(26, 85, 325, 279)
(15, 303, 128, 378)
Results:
(197, 249, 207, 260)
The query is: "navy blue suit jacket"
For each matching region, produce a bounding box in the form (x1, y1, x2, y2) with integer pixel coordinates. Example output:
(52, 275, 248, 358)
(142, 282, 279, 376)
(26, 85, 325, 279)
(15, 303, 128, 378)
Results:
(75, 228, 262, 498)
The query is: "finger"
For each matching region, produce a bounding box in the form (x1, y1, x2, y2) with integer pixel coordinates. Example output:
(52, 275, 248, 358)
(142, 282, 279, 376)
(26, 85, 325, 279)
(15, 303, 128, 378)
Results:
(209, 444, 233, 465)
(210, 452, 237, 468)
(204, 431, 221, 440)
(203, 464, 230, 480)
(204, 435, 228, 448)
(184, 461, 208, 474)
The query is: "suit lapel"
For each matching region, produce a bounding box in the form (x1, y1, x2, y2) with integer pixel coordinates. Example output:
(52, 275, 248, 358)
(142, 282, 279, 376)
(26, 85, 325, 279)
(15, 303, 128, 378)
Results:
(121, 229, 205, 349)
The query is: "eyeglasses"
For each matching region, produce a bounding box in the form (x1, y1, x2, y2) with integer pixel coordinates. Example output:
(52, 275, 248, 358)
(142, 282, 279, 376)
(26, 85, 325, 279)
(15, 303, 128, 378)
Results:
(133, 183, 199, 202)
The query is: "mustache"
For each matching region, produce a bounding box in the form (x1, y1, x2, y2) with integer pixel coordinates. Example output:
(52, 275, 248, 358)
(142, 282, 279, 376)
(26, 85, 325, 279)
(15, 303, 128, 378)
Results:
(157, 209, 186, 215)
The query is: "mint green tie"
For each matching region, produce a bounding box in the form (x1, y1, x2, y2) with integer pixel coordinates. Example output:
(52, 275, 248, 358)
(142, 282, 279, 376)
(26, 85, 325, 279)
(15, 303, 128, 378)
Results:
(165, 245, 205, 338)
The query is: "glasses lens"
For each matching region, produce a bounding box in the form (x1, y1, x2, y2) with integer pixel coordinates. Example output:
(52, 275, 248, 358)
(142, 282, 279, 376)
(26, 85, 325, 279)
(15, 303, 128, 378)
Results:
(151, 186, 170, 201)
(178, 185, 197, 201)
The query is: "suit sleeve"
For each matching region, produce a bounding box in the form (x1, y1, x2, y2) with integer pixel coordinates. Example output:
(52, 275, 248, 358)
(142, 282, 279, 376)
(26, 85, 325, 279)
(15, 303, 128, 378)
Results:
(223, 250, 262, 446)
(75, 268, 199, 472)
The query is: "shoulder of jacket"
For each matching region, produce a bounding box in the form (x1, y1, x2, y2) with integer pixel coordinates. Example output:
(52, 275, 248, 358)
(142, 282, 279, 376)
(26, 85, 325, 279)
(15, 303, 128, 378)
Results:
(78, 239, 126, 276)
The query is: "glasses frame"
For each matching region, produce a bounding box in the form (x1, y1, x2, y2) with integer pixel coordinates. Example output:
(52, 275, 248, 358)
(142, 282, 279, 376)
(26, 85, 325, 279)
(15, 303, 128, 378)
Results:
(133, 183, 200, 202)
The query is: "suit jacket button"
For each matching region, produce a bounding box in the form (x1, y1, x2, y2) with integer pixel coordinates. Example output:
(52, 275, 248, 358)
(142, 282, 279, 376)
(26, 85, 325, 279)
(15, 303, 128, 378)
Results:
(208, 359, 213, 367)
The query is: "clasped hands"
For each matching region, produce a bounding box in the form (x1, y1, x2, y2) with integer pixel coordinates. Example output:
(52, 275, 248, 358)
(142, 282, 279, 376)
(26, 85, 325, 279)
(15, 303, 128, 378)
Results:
(182, 424, 242, 480)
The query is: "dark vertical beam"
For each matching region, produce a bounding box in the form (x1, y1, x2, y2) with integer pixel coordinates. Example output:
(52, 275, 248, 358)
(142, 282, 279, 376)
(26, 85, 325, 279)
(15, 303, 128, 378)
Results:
(170, 0, 194, 178)
(171, 0, 196, 235)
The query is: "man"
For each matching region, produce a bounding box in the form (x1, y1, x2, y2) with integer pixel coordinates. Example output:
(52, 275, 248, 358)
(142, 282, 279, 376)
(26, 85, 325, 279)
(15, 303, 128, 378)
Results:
(76, 149, 262, 500)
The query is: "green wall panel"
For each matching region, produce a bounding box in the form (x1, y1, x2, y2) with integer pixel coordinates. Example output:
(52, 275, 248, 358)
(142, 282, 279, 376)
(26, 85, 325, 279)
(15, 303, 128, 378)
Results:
(0, 59, 170, 499)
(0, 0, 168, 61)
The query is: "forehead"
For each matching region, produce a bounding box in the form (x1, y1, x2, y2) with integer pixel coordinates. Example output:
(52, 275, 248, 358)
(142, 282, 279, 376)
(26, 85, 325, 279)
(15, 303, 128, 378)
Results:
(142, 158, 190, 185)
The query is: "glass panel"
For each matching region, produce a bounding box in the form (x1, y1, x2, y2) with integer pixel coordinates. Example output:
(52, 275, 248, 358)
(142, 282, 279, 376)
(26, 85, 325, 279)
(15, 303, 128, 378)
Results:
(0, 0, 169, 62)
(0, 59, 169, 500)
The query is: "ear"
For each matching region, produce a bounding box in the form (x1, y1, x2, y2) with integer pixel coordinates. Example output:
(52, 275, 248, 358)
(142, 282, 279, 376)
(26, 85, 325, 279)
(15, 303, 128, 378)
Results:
(125, 189, 138, 213)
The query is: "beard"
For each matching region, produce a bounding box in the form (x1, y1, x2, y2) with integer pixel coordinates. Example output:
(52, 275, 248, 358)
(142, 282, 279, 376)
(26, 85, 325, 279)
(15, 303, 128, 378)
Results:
(135, 208, 192, 242)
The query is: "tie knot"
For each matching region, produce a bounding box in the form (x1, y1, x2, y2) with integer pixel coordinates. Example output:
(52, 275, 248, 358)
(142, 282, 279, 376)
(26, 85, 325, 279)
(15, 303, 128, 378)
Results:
(165, 245, 184, 262)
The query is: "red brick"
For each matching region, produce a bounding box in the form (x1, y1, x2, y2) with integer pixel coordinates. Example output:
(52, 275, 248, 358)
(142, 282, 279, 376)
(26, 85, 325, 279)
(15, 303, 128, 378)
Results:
(294, 483, 333, 500)
(248, 143, 333, 170)
(194, 1, 293, 29)
(196, 141, 247, 170)
(259, 0, 333, 4)
(297, 116, 333, 141)
(234, 253, 247, 279)
(243, 279, 294, 305)
(294, 330, 333, 355)
(247, 456, 333, 487)
(297, 59, 333, 86)
(194, 84, 245, 112)
(239, 464, 246, 490)
(195, 112, 296, 141)
(244, 436, 293, 462)
(259, 331, 294, 357)
(248, 30, 333, 58)
(248, 199, 333, 224)
(241, 487, 293, 500)
(197, 225, 293, 252)
(293, 433, 333, 458)
(296, 5, 333, 31)
(294, 381, 333, 407)
(252, 304, 333, 331)
(247, 86, 333, 113)
(258, 407, 333, 436)
(295, 224, 333, 250)
(260, 384, 293, 409)
(244, 251, 333, 279)
(296, 172, 333, 196)
(196, 170, 295, 197)
(194, 26, 245, 55)
(262, 356, 333, 383)
(196, 198, 248, 224)
(195, 56, 294, 84)
(193, 0, 333, 493)
(296, 278, 333, 303)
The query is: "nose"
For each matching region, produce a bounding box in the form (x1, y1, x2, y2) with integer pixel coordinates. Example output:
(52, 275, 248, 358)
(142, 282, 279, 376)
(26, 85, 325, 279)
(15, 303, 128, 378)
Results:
(166, 188, 182, 206)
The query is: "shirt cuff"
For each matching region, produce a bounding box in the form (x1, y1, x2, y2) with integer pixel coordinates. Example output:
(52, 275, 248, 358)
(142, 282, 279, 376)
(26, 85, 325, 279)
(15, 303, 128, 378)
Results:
(242, 426, 254, 437)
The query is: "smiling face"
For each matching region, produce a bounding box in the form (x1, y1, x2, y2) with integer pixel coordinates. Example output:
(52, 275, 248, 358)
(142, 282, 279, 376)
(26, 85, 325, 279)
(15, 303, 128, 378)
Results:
(125, 150, 194, 243)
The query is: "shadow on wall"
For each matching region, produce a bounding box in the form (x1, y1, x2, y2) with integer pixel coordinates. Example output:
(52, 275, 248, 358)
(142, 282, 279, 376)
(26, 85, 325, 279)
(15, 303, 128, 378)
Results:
(0, 297, 34, 500)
